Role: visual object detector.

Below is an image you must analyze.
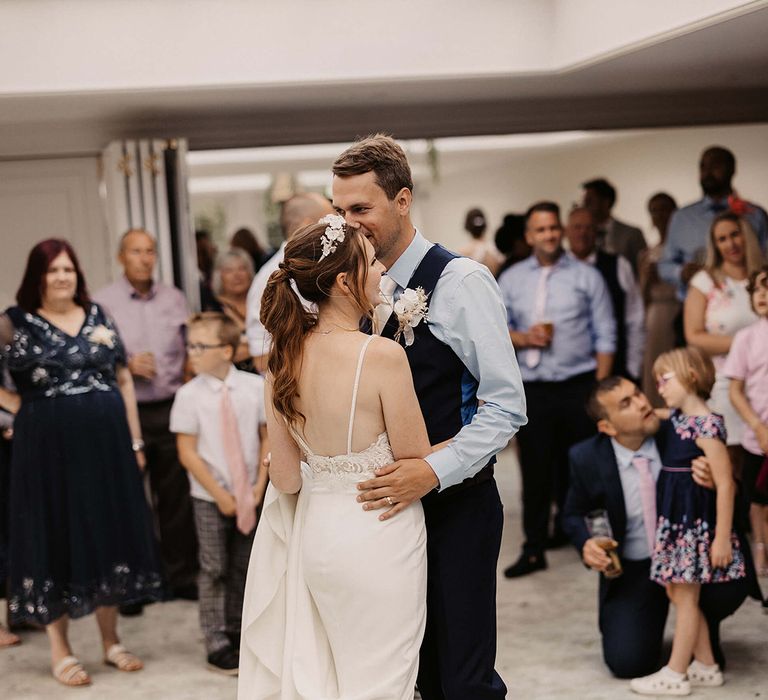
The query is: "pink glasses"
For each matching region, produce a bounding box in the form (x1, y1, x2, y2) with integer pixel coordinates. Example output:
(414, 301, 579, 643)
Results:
(656, 371, 676, 390)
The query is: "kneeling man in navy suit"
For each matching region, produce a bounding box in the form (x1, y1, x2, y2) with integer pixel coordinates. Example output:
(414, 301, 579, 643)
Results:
(563, 376, 762, 678)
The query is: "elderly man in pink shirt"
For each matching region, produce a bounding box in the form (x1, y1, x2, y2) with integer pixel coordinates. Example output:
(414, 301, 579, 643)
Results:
(96, 229, 198, 609)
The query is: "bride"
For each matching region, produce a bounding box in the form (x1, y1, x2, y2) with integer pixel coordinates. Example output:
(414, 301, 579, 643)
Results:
(238, 215, 430, 699)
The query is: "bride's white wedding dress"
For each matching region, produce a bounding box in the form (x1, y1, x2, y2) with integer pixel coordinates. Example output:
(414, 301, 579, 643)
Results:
(239, 336, 427, 700)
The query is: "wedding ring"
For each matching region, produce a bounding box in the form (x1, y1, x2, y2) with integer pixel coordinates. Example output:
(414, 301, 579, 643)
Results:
(386, 496, 394, 506)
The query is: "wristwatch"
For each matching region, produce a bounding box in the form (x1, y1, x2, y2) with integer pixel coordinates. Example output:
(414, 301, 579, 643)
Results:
(131, 439, 145, 452)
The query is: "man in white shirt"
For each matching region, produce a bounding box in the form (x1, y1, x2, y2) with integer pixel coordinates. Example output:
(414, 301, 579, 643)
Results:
(245, 192, 334, 372)
(566, 207, 645, 381)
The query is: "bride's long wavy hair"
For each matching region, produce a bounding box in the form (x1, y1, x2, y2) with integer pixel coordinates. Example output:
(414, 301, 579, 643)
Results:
(261, 220, 373, 427)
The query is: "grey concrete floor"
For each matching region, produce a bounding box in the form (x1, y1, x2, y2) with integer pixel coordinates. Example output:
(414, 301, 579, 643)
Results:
(2, 446, 766, 699)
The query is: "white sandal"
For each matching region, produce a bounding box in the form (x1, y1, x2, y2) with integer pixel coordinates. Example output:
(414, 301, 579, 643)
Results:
(52, 655, 92, 687)
(687, 661, 724, 687)
(104, 643, 144, 672)
(630, 667, 690, 696)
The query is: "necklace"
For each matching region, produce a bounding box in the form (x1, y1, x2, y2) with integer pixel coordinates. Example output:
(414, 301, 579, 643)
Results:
(312, 322, 360, 335)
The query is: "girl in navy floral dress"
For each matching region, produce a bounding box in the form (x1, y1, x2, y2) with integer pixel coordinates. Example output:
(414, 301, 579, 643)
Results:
(0, 240, 164, 687)
(630, 347, 745, 696)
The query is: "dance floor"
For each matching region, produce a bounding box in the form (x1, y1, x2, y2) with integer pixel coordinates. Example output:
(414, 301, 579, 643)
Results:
(3, 445, 766, 698)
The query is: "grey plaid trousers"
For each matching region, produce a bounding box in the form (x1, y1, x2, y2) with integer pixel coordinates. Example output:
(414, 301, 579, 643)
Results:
(192, 497, 256, 654)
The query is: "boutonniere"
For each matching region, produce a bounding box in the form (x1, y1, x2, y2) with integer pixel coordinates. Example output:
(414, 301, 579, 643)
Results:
(88, 324, 116, 348)
(393, 286, 429, 347)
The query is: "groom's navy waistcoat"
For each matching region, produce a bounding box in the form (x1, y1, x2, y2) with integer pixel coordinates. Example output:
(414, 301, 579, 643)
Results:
(381, 245, 494, 496)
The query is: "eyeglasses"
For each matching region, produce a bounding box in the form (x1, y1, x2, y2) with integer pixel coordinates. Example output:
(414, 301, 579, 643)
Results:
(656, 371, 676, 389)
(186, 342, 227, 354)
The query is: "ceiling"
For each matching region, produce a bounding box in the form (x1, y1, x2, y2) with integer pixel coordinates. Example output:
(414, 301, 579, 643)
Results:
(1, 5, 767, 158)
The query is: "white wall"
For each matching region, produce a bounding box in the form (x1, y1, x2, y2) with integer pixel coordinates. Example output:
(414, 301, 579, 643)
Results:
(190, 123, 768, 253)
(4, 122, 767, 310)
(0, 157, 109, 309)
(416, 123, 768, 252)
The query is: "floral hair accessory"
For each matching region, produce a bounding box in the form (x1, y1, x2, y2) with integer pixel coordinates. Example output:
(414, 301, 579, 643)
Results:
(318, 214, 347, 261)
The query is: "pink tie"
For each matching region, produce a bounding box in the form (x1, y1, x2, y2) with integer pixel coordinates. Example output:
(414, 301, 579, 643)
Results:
(373, 274, 398, 335)
(632, 455, 657, 554)
(526, 266, 552, 368)
(220, 383, 257, 535)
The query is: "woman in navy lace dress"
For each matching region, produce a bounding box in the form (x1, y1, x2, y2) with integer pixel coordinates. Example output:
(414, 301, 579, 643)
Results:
(630, 347, 745, 696)
(0, 239, 164, 687)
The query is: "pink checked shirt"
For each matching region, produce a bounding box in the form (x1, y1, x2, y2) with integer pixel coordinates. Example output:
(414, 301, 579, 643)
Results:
(723, 317, 768, 456)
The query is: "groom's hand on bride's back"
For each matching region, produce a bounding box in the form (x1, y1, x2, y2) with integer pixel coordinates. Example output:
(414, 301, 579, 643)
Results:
(356, 459, 439, 521)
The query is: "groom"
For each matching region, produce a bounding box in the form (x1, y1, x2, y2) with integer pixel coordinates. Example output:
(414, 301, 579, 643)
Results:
(332, 135, 527, 699)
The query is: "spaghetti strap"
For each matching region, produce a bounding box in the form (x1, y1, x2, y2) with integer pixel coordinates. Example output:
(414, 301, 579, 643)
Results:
(347, 336, 376, 454)
(289, 423, 314, 458)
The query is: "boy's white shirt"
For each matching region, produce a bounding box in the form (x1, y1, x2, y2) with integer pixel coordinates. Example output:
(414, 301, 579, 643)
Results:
(170, 365, 266, 503)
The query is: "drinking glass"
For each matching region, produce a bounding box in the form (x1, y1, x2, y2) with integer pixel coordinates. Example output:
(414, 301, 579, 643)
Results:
(585, 510, 622, 578)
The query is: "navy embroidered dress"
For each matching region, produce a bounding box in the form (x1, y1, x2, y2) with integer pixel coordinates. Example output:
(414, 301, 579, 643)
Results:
(2, 303, 164, 624)
(650, 410, 746, 584)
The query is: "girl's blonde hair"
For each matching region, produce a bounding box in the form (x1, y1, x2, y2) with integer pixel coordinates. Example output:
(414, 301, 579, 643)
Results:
(704, 212, 765, 286)
(653, 347, 716, 400)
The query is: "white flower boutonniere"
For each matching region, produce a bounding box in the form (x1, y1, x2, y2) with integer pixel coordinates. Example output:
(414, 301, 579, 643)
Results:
(393, 286, 429, 347)
(89, 324, 116, 349)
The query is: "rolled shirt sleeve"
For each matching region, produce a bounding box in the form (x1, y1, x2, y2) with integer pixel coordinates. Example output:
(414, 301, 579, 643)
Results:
(169, 386, 199, 436)
(617, 255, 645, 379)
(424, 263, 528, 490)
(722, 328, 748, 380)
(658, 210, 685, 289)
(587, 267, 617, 355)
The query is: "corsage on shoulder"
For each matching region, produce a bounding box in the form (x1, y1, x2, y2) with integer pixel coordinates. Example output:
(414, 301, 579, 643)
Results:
(88, 324, 117, 348)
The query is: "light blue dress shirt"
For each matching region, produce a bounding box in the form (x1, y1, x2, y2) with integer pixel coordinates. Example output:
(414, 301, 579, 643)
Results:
(658, 196, 768, 300)
(497, 253, 616, 383)
(384, 230, 527, 491)
(610, 437, 662, 561)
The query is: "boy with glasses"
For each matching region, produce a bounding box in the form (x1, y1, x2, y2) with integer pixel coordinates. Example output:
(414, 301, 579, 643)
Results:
(170, 312, 269, 675)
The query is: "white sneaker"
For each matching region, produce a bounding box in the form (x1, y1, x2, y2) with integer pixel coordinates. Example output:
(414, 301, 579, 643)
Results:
(630, 668, 691, 696)
(687, 660, 724, 687)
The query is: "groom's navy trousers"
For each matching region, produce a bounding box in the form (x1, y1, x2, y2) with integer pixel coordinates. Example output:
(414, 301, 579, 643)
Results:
(418, 479, 506, 699)
(380, 245, 507, 699)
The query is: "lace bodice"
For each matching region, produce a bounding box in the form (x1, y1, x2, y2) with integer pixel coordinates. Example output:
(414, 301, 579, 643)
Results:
(2, 304, 126, 400)
(291, 336, 393, 491)
(300, 432, 394, 490)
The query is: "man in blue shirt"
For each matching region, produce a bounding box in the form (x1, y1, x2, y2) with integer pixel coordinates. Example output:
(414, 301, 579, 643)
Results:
(498, 201, 616, 577)
(659, 146, 768, 301)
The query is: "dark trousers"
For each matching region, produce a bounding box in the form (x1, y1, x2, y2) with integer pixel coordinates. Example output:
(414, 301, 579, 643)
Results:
(517, 372, 596, 554)
(417, 479, 506, 700)
(139, 399, 198, 589)
(599, 557, 752, 678)
(192, 498, 254, 653)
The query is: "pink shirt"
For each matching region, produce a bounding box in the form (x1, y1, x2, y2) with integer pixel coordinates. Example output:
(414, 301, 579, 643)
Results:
(723, 317, 768, 455)
(95, 277, 189, 403)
